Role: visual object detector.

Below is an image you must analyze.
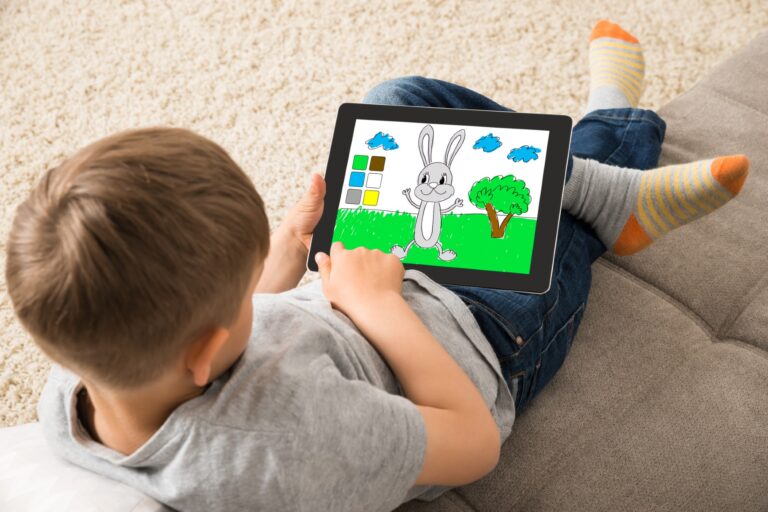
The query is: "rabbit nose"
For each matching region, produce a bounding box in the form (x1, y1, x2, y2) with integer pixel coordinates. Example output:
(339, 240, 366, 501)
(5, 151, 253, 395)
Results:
(428, 182, 437, 189)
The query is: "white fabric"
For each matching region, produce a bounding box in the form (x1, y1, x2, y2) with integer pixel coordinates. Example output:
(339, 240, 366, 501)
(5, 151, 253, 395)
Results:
(0, 423, 168, 512)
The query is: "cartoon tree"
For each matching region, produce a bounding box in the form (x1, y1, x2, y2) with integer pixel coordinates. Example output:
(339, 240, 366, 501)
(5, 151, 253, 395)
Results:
(468, 175, 532, 238)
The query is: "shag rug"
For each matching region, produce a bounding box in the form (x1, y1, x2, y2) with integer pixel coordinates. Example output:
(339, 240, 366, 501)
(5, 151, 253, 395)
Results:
(2, 0, 767, 426)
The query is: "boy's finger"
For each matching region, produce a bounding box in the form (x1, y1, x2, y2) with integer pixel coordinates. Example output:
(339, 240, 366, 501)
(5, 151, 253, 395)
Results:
(315, 252, 331, 281)
(330, 241, 344, 257)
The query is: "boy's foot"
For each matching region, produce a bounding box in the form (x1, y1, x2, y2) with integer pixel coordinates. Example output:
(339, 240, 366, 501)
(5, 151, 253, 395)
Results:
(563, 156, 750, 255)
(584, 20, 645, 114)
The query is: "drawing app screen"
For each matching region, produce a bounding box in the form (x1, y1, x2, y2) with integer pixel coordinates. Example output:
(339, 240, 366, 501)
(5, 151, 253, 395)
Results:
(333, 119, 551, 275)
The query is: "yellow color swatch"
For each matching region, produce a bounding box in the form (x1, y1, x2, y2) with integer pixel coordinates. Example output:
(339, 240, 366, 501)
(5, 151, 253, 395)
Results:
(363, 190, 379, 206)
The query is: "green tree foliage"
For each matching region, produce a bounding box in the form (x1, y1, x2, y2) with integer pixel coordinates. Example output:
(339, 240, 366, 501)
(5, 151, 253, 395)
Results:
(468, 175, 532, 238)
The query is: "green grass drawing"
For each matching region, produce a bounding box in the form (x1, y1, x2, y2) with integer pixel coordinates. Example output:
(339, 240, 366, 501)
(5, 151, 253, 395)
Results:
(332, 208, 537, 274)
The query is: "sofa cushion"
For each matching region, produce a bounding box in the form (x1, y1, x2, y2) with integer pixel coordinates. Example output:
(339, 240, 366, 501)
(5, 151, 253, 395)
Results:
(397, 30, 768, 512)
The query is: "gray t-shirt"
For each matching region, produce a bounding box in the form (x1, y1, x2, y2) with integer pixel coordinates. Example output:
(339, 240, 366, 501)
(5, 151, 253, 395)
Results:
(38, 270, 515, 512)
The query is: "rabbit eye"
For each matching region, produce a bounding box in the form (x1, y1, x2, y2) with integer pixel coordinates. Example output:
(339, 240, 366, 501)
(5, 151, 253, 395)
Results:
(439, 174, 446, 185)
(420, 174, 428, 184)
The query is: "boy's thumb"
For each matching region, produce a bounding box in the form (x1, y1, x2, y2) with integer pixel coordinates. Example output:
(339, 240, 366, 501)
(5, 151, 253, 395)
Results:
(315, 252, 331, 280)
(304, 174, 325, 202)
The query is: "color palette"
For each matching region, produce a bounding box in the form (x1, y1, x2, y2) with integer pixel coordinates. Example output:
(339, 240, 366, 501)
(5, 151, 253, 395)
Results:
(345, 154, 386, 206)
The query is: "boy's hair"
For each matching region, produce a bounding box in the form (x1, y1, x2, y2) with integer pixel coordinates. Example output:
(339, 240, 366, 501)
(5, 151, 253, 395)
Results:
(5, 127, 270, 388)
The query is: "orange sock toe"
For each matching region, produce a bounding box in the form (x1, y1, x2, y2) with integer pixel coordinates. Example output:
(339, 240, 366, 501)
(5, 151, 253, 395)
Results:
(589, 20, 639, 44)
(711, 154, 749, 195)
(612, 213, 653, 256)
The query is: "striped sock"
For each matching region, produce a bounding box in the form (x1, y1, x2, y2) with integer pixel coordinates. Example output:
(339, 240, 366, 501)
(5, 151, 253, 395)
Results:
(563, 156, 750, 256)
(585, 20, 645, 113)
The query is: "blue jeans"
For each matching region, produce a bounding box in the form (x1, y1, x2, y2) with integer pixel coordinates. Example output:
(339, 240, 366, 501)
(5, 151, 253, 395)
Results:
(363, 76, 667, 413)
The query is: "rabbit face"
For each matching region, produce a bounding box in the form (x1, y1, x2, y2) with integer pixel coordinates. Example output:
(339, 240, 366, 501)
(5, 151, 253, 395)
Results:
(415, 124, 465, 203)
(414, 162, 455, 202)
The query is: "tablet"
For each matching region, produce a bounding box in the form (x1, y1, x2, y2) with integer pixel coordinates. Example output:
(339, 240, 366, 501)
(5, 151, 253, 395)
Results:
(308, 103, 572, 293)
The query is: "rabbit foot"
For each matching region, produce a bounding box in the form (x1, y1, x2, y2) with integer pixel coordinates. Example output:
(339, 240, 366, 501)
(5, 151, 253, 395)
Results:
(391, 245, 407, 259)
(438, 250, 456, 261)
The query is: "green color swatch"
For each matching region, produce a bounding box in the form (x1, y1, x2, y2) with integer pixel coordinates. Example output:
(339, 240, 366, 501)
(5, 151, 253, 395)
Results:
(352, 155, 368, 170)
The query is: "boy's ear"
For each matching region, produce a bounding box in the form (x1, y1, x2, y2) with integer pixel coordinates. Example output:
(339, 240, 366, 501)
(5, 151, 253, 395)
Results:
(185, 328, 230, 387)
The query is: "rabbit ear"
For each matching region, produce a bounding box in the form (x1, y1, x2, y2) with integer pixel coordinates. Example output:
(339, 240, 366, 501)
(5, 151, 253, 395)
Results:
(418, 124, 434, 167)
(444, 129, 465, 168)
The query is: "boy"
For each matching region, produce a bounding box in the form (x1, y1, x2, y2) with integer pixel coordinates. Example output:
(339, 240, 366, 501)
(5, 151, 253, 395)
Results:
(5, 21, 748, 512)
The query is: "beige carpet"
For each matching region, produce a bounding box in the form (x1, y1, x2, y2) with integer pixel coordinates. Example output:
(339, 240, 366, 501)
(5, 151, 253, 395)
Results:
(1, 0, 766, 427)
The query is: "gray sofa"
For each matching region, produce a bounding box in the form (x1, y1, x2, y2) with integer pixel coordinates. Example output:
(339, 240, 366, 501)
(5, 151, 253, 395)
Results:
(398, 31, 768, 512)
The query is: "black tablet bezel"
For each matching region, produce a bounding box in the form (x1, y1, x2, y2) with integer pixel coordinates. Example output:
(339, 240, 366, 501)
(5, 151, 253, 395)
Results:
(307, 103, 572, 294)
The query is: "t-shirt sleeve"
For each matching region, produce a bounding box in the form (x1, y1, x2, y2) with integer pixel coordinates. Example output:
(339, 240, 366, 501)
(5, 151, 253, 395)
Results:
(292, 362, 427, 512)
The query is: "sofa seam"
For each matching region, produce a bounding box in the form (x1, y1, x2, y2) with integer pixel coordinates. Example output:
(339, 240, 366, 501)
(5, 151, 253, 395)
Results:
(445, 488, 478, 511)
(702, 85, 768, 120)
(594, 258, 763, 349)
(719, 338, 768, 363)
(717, 268, 768, 340)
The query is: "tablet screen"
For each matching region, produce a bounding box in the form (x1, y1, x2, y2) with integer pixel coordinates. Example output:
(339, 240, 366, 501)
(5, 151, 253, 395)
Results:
(332, 119, 550, 275)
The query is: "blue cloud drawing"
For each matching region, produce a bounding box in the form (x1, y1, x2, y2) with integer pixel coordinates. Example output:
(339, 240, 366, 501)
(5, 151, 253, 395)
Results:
(366, 132, 399, 150)
(473, 133, 502, 153)
(507, 145, 541, 162)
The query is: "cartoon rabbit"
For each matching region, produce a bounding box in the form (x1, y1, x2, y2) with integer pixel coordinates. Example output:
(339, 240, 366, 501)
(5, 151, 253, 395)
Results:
(392, 124, 464, 261)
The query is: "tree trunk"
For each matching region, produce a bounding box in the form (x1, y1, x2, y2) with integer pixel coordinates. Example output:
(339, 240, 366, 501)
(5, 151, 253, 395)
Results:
(498, 212, 514, 236)
(485, 203, 504, 238)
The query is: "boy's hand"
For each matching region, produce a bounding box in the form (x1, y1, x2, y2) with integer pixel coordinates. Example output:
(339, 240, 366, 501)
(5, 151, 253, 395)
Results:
(283, 173, 326, 251)
(256, 173, 324, 293)
(314, 242, 404, 315)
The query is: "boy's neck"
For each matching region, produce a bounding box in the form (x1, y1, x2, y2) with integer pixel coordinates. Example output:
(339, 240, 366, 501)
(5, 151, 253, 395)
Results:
(78, 375, 206, 456)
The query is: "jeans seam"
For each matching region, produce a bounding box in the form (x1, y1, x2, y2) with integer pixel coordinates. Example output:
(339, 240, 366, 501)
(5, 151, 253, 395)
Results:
(540, 214, 581, 323)
(583, 111, 665, 131)
(602, 114, 637, 166)
(539, 302, 585, 359)
(507, 369, 526, 407)
(523, 302, 585, 408)
(526, 360, 542, 404)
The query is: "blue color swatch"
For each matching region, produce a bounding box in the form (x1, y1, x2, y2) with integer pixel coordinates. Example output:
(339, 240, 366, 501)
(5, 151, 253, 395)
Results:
(473, 133, 502, 153)
(507, 145, 541, 162)
(349, 171, 365, 187)
(366, 132, 399, 150)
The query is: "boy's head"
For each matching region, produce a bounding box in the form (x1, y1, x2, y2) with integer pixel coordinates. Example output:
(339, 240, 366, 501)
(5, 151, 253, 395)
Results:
(6, 127, 270, 389)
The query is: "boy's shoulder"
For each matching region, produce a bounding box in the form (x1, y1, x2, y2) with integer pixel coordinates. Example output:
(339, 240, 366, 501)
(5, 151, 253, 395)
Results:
(36, 331, 428, 511)
(37, 363, 303, 510)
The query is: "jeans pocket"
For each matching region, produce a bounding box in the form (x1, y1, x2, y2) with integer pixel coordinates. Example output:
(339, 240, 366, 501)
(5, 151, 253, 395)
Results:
(462, 297, 530, 361)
